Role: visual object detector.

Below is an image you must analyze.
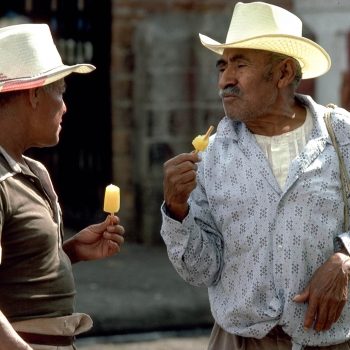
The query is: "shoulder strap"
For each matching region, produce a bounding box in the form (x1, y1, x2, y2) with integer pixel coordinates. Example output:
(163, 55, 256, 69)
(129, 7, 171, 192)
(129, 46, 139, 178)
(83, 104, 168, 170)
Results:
(323, 104, 350, 231)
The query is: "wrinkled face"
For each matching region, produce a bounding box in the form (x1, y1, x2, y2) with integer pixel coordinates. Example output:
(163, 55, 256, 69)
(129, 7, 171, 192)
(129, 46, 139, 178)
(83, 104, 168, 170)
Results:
(216, 48, 279, 122)
(30, 79, 67, 147)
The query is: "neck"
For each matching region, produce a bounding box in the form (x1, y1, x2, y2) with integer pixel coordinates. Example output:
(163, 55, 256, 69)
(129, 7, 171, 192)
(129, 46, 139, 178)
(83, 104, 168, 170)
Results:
(0, 141, 25, 164)
(246, 98, 306, 136)
(0, 118, 27, 164)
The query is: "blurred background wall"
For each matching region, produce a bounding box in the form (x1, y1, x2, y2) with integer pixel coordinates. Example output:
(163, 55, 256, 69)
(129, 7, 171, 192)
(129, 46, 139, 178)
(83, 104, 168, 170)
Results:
(1, 0, 350, 245)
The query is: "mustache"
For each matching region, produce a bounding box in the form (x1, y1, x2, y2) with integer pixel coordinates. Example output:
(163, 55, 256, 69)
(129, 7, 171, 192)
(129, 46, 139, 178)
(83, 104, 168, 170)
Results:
(218, 85, 241, 98)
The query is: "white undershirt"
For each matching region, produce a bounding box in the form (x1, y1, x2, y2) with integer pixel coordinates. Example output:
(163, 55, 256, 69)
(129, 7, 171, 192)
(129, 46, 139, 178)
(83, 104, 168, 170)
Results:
(254, 108, 312, 190)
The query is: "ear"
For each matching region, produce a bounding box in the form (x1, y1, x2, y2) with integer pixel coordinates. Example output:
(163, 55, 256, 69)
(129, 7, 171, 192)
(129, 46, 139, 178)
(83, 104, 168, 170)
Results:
(276, 58, 297, 88)
(28, 87, 40, 109)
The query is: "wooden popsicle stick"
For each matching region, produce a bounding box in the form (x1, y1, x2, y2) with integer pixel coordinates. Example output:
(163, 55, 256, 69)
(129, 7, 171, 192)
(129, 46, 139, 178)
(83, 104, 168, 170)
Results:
(110, 212, 114, 225)
(204, 125, 214, 139)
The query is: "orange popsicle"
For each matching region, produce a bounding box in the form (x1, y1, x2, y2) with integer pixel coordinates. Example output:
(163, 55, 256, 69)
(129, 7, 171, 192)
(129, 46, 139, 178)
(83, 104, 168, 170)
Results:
(192, 125, 215, 153)
(103, 184, 120, 214)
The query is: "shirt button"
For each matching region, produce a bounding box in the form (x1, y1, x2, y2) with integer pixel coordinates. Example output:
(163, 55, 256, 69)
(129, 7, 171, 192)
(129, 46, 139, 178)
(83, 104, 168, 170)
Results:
(278, 244, 283, 250)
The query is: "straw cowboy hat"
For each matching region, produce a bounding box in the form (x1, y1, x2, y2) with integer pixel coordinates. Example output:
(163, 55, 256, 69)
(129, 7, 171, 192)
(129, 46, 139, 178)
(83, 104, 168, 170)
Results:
(199, 1, 331, 79)
(0, 23, 95, 92)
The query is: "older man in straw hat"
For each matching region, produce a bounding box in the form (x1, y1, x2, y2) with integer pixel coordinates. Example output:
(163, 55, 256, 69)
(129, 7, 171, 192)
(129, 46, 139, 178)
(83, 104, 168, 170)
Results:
(0, 23, 125, 349)
(161, 2, 350, 350)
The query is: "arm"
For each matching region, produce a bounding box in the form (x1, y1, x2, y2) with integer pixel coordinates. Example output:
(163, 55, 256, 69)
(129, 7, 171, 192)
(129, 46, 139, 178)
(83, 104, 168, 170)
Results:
(161, 152, 223, 287)
(293, 117, 350, 331)
(0, 311, 33, 350)
(63, 215, 125, 264)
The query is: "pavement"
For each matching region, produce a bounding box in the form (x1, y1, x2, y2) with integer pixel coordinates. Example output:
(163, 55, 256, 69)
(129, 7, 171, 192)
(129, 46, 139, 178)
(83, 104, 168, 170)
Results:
(71, 240, 214, 348)
(77, 334, 210, 350)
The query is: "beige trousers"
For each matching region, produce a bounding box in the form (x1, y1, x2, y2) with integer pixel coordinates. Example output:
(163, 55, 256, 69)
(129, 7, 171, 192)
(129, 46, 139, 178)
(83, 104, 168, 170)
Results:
(11, 313, 93, 350)
(208, 322, 350, 350)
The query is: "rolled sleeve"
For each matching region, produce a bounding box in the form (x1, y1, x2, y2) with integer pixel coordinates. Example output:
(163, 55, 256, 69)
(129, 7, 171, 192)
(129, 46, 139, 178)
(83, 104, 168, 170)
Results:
(334, 232, 350, 255)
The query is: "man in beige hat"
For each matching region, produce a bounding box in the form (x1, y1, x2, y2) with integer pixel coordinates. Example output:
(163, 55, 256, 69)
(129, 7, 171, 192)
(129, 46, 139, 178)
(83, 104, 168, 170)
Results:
(161, 2, 350, 350)
(0, 24, 125, 349)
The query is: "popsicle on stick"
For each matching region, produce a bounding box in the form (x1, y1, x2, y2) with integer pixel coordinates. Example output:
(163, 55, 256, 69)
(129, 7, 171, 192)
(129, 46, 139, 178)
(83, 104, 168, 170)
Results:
(103, 184, 120, 217)
(192, 125, 215, 153)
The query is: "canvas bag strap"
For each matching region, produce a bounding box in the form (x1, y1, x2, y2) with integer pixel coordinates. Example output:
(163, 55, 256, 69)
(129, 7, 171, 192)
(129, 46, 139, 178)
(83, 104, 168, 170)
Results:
(323, 104, 350, 232)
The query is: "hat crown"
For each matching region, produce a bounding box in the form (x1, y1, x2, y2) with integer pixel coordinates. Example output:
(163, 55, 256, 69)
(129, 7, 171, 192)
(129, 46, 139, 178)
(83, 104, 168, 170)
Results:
(0, 23, 63, 80)
(0, 23, 95, 92)
(199, 1, 331, 79)
(226, 2, 302, 43)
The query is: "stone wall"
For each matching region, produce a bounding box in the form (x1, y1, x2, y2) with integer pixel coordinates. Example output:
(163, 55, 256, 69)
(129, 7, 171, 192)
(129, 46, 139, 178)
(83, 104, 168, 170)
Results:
(110, 0, 293, 243)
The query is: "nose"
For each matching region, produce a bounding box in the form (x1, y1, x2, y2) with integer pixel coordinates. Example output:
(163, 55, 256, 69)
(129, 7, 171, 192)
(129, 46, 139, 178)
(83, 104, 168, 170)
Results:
(62, 100, 67, 115)
(218, 65, 237, 90)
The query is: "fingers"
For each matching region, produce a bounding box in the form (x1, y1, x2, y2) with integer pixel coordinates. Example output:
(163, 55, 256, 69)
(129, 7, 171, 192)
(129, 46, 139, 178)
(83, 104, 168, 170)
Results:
(322, 300, 345, 331)
(295, 253, 350, 332)
(163, 153, 199, 204)
(164, 157, 198, 186)
(107, 240, 121, 254)
(303, 295, 318, 330)
(103, 229, 125, 245)
(100, 239, 122, 257)
(164, 152, 200, 167)
(334, 300, 346, 324)
(106, 214, 122, 228)
(103, 214, 125, 248)
(312, 297, 328, 331)
(308, 298, 346, 332)
(105, 218, 125, 243)
(293, 288, 309, 303)
(107, 214, 120, 226)
(106, 217, 124, 235)
(164, 153, 199, 181)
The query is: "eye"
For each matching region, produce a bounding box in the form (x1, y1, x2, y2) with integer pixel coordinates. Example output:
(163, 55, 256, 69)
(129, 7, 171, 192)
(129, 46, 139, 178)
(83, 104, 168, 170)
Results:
(216, 59, 227, 73)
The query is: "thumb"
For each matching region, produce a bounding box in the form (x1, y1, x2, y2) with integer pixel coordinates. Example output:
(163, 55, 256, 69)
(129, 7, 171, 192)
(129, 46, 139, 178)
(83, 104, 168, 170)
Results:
(91, 216, 110, 232)
(293, 286, 310, 303)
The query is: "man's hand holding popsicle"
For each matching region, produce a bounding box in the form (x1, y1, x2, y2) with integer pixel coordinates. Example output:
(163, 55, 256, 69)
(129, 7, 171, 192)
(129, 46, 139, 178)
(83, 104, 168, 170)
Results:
(163, 125, 215, 221)
(63, 183, 125, 262)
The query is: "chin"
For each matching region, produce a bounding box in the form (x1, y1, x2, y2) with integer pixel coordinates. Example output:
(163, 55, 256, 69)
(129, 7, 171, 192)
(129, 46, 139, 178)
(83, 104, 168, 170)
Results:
(43, 139, 60, 148)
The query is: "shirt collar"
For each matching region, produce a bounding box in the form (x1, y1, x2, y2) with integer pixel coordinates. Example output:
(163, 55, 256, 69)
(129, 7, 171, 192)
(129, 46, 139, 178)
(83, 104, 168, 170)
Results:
(0, 146, 22, 173)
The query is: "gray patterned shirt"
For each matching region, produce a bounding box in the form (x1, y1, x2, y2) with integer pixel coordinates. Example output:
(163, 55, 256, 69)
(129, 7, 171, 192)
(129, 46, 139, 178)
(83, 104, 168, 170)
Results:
(161, 94, 350, 349)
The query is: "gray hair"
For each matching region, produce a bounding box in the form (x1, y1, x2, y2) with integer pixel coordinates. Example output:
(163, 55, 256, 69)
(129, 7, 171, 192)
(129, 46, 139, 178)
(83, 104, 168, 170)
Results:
(0, 89, 25, 107)
(0, 79, 66, 108)
(268, 52, 302, 88)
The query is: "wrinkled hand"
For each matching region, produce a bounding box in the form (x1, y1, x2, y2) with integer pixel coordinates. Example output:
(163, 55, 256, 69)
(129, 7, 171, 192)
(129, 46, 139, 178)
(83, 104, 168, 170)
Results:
(293, 252, 350, 331)
(163, 152, 200, 221)
(64, 215, 125, 263)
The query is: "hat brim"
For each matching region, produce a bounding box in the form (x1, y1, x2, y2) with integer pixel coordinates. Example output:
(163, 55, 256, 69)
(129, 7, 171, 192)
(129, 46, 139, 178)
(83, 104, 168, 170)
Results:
(199, 33, 331, 80)
(0, 63, 96, 92)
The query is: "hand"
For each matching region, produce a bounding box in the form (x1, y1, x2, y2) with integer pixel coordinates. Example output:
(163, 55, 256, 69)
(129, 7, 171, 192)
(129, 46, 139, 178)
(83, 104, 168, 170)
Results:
(293, 252, 350, 331)
(64, 215, 125, 263)
(163, 152, 200, 221)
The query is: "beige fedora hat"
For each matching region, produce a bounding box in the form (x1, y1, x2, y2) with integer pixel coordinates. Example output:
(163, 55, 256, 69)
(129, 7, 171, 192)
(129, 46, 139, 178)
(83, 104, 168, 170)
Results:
(0, 23, 95, 92)
(199, 1, 331, 79)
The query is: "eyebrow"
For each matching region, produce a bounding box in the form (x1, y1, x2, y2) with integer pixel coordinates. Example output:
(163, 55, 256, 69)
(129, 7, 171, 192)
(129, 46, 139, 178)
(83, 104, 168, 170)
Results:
(216, 58, 226, 68)
(216, 54, 250, 68)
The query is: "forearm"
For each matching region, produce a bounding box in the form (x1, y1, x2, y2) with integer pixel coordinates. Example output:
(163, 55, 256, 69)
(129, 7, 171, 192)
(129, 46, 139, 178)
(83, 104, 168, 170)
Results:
(163, 202, 189, 222)
(0, 311, 33, 350)
(161, 203, 223, 287)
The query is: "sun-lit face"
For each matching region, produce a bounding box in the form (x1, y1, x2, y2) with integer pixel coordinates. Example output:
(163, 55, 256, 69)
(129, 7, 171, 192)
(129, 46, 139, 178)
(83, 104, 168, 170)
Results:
(217, 48, 279, 123)
(30, 79, 67, 148)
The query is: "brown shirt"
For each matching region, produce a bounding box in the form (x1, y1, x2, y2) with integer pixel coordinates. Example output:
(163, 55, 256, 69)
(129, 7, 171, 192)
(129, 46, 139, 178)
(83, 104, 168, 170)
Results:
(0, 149, 75, 322)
